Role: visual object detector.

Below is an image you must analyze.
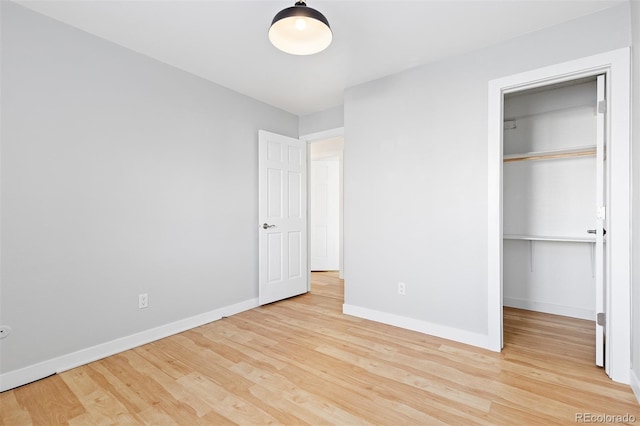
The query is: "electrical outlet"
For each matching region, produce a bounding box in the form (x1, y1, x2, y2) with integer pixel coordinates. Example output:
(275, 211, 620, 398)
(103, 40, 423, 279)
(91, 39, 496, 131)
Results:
(0, 325, 11, 339)
(398, 282, 406, 296)
(138, 293, 149, 309)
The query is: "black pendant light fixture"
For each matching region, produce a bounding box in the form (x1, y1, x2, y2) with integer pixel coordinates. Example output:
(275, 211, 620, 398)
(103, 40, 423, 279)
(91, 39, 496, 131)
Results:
(269, 1, 332, 55)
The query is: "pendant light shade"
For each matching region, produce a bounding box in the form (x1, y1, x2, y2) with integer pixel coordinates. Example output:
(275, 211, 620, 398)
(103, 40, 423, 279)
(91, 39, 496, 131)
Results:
(269, 1, 332, 55)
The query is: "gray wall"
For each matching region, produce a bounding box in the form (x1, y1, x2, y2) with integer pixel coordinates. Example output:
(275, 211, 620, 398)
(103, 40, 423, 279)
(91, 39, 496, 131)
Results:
(343, 5, 631, 336)
(631, 0, 640, 395)
(0, 2, 297, 374)
(299, 105, 344, 137)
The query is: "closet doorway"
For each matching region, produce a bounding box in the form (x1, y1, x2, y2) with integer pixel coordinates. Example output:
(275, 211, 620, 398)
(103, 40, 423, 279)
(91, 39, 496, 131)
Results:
(501, 75, 606, 366)
(487, 48, 631, 383)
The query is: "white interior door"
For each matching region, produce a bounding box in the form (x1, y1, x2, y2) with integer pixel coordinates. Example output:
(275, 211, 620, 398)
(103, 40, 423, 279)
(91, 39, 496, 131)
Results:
(594, 74, 606, 368)
(258, 130, 308, 305)
(310, 159, 340, 271)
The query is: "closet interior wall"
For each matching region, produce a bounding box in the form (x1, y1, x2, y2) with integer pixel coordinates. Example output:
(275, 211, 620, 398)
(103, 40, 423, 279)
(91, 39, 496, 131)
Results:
(503, 78, 598, 321)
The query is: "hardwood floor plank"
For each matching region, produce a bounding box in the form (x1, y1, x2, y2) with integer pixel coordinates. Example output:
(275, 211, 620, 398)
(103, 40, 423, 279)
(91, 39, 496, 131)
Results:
(153, 334, 311, 424)
(10, 374, 85, 425)
(228, 336, 458, 425)
(223, 316, 496, 424)
(486, 401, 568, 426)
(1, 271, 638, 425)
(0, 389, 33, 426)
(127, 348, 215, 418)
(62, 368, 141, 425)
(231, 362, 347, 426)
(176, 372, 282, 425)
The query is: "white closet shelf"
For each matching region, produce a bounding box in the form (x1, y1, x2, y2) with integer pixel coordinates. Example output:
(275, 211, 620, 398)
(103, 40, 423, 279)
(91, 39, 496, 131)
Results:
(503, 234, 595, 243)
(503, 145, 596, 163)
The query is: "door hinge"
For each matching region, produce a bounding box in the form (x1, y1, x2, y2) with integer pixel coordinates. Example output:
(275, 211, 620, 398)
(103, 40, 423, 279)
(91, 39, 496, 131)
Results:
(597, 312, 606, 326)
(598, 100, 607, 114)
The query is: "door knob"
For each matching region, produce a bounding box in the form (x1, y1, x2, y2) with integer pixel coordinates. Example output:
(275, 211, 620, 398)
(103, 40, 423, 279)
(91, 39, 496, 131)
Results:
(262, 223, 276, 230)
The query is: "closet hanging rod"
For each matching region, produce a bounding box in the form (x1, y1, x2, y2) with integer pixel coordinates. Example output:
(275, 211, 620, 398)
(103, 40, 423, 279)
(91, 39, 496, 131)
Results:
(503, 103, 596, 122)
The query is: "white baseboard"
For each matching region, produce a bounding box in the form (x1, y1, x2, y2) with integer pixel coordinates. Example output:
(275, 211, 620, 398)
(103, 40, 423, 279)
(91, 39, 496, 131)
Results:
(631, 369, 640, 406)
(0, 298, 259, 392)
(503, 297, 594, 321)
(342, 304, 488, 349)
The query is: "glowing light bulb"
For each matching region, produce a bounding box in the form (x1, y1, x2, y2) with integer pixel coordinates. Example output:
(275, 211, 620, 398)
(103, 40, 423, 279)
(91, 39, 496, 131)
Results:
(295, 18, 307, 31)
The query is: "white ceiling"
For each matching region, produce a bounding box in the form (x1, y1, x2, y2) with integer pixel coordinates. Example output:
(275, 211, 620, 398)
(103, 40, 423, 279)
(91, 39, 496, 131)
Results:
(16, 0, 625, 116)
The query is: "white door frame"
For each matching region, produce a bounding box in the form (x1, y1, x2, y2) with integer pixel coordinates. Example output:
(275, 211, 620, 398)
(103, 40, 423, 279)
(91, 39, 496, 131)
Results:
(595, 74, 607, 368)
(300, 127, 345, 284)
(487, 48, 631, 384)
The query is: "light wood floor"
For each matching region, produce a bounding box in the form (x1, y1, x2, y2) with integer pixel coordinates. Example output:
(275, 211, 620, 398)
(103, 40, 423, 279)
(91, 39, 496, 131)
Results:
(2, 271, 638, 425)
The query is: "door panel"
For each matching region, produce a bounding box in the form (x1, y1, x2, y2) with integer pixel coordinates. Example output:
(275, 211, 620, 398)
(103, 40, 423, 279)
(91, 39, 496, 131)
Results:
(288, 231, 303, 278)
(267, 169, 282, 217)
(289, 171, 302, 218)
(267, 233, 282, 282)
(259, 130, 307, 305)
